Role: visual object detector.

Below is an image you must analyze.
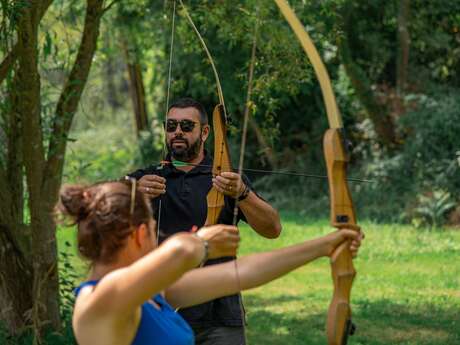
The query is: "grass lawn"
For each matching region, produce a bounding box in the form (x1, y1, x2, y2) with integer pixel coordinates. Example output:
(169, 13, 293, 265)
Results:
(57, 213, 460, 345)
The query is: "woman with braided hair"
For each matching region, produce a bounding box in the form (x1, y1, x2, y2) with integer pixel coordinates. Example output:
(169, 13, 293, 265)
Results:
(58, 180, 363, 345)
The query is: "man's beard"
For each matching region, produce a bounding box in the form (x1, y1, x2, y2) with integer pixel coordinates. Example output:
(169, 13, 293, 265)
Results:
(167, 136, 202, 161)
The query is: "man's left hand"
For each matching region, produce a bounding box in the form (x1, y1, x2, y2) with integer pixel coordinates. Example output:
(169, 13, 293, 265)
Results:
(213, 172, 246, 199)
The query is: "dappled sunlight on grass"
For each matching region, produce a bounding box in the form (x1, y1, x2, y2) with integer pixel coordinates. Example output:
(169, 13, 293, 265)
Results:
(238, 215, 460, 344)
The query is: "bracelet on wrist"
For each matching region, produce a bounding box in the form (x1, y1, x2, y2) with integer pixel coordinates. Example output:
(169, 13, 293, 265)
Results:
(193, 234, 209, 267)
(237, 184, 250, 202)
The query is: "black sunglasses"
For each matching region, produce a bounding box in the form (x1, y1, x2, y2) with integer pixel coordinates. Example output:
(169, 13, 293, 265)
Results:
(164, 119, 199, 133)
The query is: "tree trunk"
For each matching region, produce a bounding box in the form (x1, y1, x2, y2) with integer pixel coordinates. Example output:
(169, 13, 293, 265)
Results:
(0, 90, 30, 329)
(0, 0, 107, 336)
(106, 58, 123, 110)
(396, 0, 410, 96)
(40, 0, 105, 328)
(44, 0, 105, 186)
(121, 38, 157, 164)
(16, 0, 61, 331)
(122, 41, 149, 135)
(338, 4, 398, 148)
(0, 224, 33, 331)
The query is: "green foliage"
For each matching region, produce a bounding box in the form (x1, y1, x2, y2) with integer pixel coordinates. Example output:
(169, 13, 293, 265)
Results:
(0, 326, 76, 345)
(398, 88, 460, 194)
(64, 124, 139, 183)
(60, 0, 460, 226)
(412, 190, 456, 228)
(343, 86, 460, 225)
(25, 0, 457, 228)
(59, 242, 78, 319)
(409, 0, 460, 85)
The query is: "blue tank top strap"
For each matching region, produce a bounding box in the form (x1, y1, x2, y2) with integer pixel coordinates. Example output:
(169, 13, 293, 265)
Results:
(153, 294, 171, 309)
(74, 280, 99, 296)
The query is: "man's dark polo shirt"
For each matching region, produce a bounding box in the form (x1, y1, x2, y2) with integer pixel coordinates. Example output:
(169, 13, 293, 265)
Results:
(127, 153, 250, 328)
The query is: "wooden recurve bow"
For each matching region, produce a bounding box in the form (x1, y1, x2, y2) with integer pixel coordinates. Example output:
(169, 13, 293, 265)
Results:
(179, 0, 233, 226)
(274, 1, 361, 344)
(205, 104, 233, 225)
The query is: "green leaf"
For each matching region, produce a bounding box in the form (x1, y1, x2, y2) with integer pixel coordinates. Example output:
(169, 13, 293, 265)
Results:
(43, 31, 53, 59)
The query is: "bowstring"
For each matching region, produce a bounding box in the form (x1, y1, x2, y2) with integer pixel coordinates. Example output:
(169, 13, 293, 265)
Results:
(231, 9, 260, 343)
(178, 0, 225, 225)
(178, 0, 226, 117)
(232, 13, 259, 226)
(157, 0, 177, 245)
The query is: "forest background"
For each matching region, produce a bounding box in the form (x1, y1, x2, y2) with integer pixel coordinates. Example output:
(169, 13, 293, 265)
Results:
(0, 0, 459, 344)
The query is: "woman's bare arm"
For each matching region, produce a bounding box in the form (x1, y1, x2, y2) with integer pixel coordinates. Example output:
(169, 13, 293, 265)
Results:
(82, 234, 205, 316)
(165, 229, 362, 308)
(77, 224, 239, 318)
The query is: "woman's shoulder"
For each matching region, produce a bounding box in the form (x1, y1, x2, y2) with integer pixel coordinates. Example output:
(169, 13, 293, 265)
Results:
(73, 278, 142, 344)
(73, 269, 128, 315)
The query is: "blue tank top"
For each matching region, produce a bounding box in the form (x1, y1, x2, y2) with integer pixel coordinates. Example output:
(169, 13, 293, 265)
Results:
(75, 281, 194, 345)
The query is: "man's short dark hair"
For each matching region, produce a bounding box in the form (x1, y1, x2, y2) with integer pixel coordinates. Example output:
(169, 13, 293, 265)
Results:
(168, 98, 208, 124)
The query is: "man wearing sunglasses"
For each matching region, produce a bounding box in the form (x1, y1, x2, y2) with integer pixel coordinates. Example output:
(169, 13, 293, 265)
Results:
(126, 97, 281, 345)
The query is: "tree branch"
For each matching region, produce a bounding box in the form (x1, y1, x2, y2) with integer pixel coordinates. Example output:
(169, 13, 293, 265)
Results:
(16, 4, 45, 197)
(0, 161, 10, 218)
(103, 0, 122, 14)
(44, 0, 105, 197)
(0, 45, 18, 85)
(337, 3, 397, 148)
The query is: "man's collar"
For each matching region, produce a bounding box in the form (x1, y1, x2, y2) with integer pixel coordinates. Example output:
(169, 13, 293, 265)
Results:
(162, 150, 212, 175)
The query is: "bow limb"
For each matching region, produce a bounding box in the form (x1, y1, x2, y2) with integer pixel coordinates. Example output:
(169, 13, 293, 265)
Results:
(179, 0, 226, 115)
(273, 1, 360, 344)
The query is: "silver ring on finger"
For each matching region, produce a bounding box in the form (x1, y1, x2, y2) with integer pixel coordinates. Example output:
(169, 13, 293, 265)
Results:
(145, 187, 150, 193)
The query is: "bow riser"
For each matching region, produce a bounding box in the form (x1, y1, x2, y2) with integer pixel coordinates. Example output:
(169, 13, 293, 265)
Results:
(324, 129, 357, 226)
(324, 128, 359, 345)
(205, 104, 232, 226)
